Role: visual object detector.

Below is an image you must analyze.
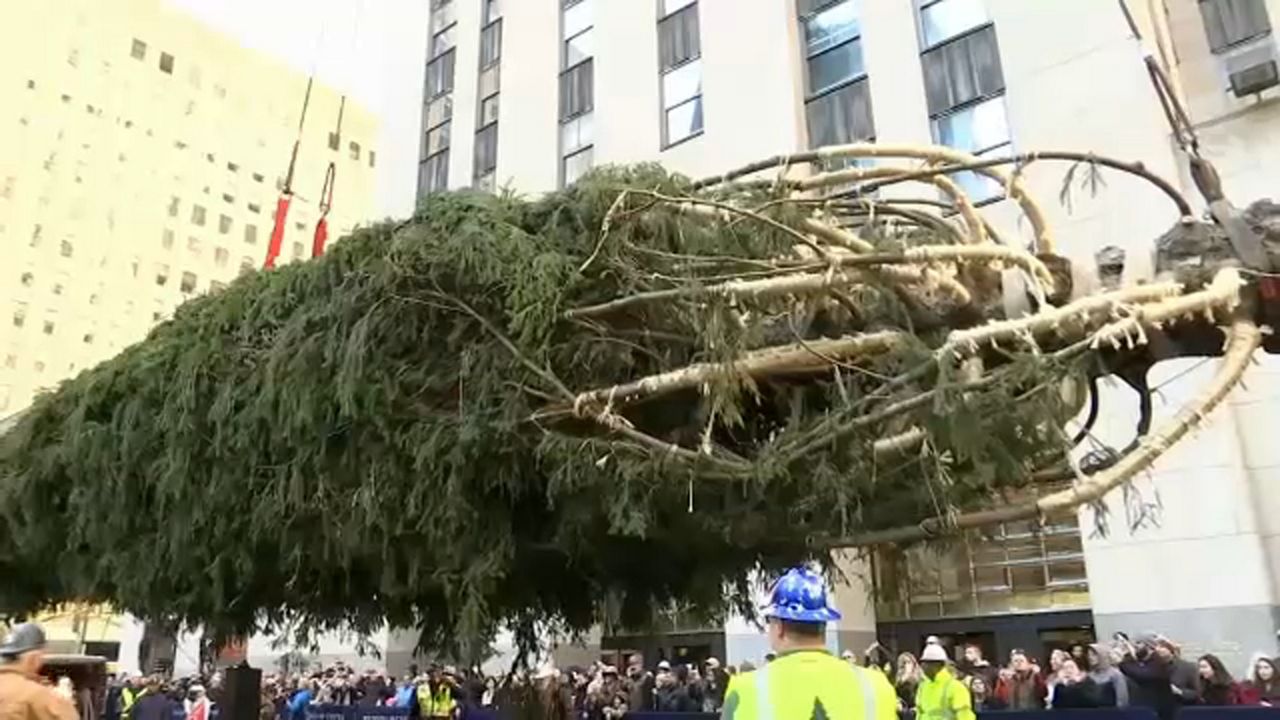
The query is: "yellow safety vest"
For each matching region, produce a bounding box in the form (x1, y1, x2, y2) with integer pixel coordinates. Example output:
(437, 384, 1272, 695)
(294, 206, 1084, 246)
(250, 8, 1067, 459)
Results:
(122, 687, 144, 713)
(417, 685, 456, 717)
(914, 670, 975, 720)
(721, 649, 897, 720)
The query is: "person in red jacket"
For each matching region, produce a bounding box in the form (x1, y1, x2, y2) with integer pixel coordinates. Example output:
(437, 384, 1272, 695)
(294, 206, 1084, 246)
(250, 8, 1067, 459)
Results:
(1239, 655, 1280, 705)
(994, 650, 1047, 710)
(1195, 655, 1244, 706)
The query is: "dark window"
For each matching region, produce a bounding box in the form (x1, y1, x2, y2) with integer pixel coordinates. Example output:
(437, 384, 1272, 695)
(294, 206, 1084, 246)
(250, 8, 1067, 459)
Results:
(921, 25, 1004, 117)
(484, 0, 502, 24)
(426, 49, 456, 98)
(479, 94, 500, 127)
(481, 20, 503, 68)
(244, 224, 258, 245)
(350, 141, 361, 160)
(219, 214, 232, 234)
(59, 240, 73, 258)
(560, 59, 594, 120)
(369, 150, 377, 168)
(248, 203, 261, 214)
(806, 78, 874, 146)
(419, 152, 450, 194)
(328, 132, 340, 151)
(425, 122, 451, 157)
(168, 196, 180, 217)
(159, 52, 174, 74)
(1200, 0, 1272, 52)
(252, 172, 265, 183)
(191, 204, 206, 226)
(474, 124, 498, 177)
(131, 39, 147, 60)
(180, 272, 197, 293)
(659, 4, 700, 72)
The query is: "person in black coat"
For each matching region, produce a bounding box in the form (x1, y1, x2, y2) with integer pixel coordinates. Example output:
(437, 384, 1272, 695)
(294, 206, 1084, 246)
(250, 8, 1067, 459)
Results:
(1051, 659, 1106, 709)
(1118, 636, 1178, 720)
(128, 681, 180, 720)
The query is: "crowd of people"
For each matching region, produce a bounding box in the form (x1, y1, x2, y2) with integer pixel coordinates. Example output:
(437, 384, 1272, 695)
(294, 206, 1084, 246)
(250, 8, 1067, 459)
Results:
(872, 633, 1280, 717)
(92, 633, 1280, 720)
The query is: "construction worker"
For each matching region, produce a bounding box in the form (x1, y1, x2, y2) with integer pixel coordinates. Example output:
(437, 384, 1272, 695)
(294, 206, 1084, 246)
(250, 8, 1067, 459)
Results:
(0, 622, 79, 720)
(915, 643, 975, 720)
(721, 567, 897, 720)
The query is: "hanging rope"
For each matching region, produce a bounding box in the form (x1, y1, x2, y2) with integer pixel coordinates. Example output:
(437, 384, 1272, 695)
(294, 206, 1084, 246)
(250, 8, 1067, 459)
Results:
(311, 0, 364, 260)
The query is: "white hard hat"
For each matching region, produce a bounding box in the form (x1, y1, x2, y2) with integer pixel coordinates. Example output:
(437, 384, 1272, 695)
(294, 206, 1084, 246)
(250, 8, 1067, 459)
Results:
(921, 644, 948, 662)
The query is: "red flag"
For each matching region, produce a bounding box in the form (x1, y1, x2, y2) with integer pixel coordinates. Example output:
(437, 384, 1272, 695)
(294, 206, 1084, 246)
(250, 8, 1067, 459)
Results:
(264, 195, 292, 269)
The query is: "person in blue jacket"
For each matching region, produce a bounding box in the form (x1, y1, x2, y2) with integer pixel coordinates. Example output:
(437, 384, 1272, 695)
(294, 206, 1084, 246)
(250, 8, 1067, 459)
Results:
(287, 681, 316, 720)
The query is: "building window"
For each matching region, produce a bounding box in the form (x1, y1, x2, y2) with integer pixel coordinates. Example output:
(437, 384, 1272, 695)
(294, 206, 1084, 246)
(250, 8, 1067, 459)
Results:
(659, 1, 703, 147)
(431, 23, 457, 58)
(215, 247, 229, 267)
(162, 228, 175, 249)
(1199, 0, 1272, 52)
(369, 151, 377, 168)
(12, 309, 25, 328)
(59, 240, 73, 258)
(799, 0, 875, 152)
(180, 272, 197, 293)
(328, 132, 340, 151)
(187, 236, 202, 255)
(426, 50, 456, 99)
(83, 333, 94, 344)
(481, 19, 503, 68)
(131, 39, 147, 60)
(291, 242, 304, 259)
(252, 172, 265, 183)
(484, 0, 502, 24)
(168, 196, 180, 217)
(475, 123, 498, 180)
(19, 272, 33, 286)
(420, 148, 450, 195)
(43, 321, 54, 335)
(350, 141, 361, 160)
(248, 202, 261, 214)
(191, 204, 207, 226)
(218, 214, 232, 234)
(916, 0, 1009, 202)
(244, 224, 258, 245)
(560, 1, 595, 185)
(239, 257, 254, 275)
(156, 264, 170, 286)
(159, 52, 175, 74)
(210, 280, 227, 293)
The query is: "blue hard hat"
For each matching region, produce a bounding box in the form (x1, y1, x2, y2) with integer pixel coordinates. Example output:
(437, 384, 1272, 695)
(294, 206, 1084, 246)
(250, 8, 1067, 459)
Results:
(762, 567, 842, 623)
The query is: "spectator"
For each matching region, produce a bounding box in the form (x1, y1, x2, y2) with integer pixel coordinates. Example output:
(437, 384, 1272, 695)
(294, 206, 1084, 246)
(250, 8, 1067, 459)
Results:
(589, 666, 627, 720)
(184, 685, 211, 720)
(996, 649, 1047, 710)
(1050, 659, 1105, 709)
(129, 680, 179, 720)
(1118, 635, 1177, 720)
(894, 652, 921, 710)
(966, 676, 1005, 712)
(958, 644, 997, 693)
(840, 650, 857, 666)
(1240, 655, 1280, 705)
(1045, 649, 1069, 701)
(1085, 643, 1128, 707)
(1196, 654, 1243, 706)
(654, 666, 694, 713)
(624, 655, 653, 713)
(702, 658, 728, 713)
(1156, 637, 1200, 707)
(864, 643, 893, 678)
(285, 680, 315, 720)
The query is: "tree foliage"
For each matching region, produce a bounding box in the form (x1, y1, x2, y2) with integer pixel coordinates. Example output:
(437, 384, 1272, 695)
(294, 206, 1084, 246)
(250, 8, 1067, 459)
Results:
(0, 152, 1246, 658)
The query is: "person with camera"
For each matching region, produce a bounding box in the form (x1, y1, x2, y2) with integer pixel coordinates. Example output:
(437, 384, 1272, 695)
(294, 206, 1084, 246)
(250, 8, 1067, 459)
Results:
(1116, 634, 1179, 720)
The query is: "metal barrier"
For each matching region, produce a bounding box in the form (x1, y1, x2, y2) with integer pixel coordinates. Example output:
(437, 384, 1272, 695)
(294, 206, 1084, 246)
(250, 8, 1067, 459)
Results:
(305, 705, 412, 720)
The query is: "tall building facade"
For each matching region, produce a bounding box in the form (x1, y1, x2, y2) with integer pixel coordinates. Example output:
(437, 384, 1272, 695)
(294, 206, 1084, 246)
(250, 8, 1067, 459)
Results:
(0, 0, 380, 420)
(415, 0, 1280, 671)
(0, 0, 381, 662)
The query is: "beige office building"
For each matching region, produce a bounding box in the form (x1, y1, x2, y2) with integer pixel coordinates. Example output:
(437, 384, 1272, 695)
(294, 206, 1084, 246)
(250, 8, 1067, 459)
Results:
(415, 0, 1280, 672)
(0, 0, 380, 418)
(0, 0, 380, 660)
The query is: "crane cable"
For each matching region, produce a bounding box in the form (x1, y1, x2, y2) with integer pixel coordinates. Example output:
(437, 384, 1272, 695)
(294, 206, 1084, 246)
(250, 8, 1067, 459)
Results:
(313, 0, 365, 259)
(264, 12, 331, 269)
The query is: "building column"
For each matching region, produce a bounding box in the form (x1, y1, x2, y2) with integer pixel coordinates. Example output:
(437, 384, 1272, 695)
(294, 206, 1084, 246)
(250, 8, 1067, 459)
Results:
(1079, 354, 1280, 672)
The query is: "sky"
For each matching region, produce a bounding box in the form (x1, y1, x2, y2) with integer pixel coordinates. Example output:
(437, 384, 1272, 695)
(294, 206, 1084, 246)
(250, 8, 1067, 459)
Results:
(166, 0, 428, 218)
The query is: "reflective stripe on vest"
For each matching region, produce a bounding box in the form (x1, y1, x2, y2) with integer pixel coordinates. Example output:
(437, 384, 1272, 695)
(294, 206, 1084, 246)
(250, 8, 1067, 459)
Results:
(853, 667, 877, 720)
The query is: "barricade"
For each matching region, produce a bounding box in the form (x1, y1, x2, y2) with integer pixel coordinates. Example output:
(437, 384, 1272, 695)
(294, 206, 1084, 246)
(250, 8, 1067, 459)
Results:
(305, 705, 412, 720)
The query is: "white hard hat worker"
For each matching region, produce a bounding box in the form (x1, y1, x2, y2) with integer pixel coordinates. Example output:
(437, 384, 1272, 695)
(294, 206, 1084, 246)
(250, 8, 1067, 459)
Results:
(0, 623, 79, 720)
(916, 642, 975, 720)
(720, 567, 898, 720)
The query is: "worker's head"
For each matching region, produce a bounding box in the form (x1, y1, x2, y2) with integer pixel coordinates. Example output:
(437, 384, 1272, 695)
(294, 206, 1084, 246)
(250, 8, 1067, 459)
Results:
(920, 643, 948, 680)
(0, 623, 48, 676)
(761, 567, 841, 653)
